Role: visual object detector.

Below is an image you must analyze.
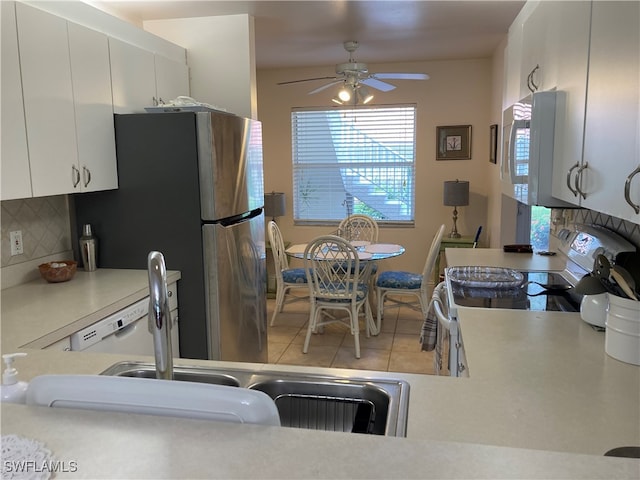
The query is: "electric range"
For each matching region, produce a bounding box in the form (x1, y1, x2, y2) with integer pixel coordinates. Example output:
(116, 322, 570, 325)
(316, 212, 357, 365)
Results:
(446, 224, 636, 316)
(449, 271, 580, 312)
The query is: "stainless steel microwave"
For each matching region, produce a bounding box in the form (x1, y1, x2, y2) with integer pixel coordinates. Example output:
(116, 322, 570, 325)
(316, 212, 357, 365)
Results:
(501, 91, 573, 208)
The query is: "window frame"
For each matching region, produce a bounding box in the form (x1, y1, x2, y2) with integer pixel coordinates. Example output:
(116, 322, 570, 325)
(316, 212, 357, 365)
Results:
(290, 104, 418, 227)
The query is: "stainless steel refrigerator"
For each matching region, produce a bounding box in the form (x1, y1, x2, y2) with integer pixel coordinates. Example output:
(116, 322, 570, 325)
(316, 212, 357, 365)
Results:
(72, 111, 267, 362)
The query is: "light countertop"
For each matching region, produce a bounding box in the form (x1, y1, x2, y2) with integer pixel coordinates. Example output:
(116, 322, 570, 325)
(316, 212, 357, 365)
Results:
(1, 269, 180, 351)
(1, 260, 639, 478)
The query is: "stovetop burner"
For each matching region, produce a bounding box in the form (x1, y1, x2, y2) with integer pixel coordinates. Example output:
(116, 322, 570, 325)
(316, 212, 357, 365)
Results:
(450, 271, 582, 312)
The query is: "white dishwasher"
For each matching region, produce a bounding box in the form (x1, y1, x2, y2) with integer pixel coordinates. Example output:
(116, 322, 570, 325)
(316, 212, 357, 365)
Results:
(70, 283, 179, 357)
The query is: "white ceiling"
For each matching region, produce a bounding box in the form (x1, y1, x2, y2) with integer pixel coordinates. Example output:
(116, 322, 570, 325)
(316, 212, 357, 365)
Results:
(91, 1, 525, 69)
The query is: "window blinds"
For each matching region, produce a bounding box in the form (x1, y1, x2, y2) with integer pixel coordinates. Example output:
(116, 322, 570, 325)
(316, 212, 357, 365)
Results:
(291, 105, 416, 224)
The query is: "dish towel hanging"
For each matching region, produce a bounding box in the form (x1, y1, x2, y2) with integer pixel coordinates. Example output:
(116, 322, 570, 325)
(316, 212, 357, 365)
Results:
(420, 308, 437, 351)
(420, 282, 448, 352)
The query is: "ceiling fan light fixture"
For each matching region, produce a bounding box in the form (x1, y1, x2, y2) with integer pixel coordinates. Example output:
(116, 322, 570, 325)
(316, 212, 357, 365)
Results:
(359, 86, 374, 104)
(338, 86, 351, 102)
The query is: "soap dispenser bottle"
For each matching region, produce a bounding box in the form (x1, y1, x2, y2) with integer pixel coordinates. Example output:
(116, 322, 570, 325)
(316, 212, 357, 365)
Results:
(1, 353, 29, 403)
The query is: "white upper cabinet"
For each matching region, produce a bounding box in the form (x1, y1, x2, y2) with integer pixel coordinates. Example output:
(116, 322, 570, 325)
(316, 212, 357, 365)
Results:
(548, 1, 592, 205)
(1, 2, 188, 200)
(518, 1, 547, 98)
(16, 2, 79, 197)
(68, 22, 118, 192)
(1, 2, 31, 200)
(580, 1, 639, 222)
(518, 1, 591, 100)
(110, 39, 190, 113)
(155, 54, 190, 105)
(110, 38, 157, 114)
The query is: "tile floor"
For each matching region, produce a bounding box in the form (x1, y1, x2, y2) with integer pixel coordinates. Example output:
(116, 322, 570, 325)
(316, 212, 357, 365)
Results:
(266, 296, 436, 375)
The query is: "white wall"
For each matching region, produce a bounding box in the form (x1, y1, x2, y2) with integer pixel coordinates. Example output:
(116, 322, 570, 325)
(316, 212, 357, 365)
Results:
(144, 15, 257, 119)
(257, 58, 494, 274)
(487, 36, 516, 248)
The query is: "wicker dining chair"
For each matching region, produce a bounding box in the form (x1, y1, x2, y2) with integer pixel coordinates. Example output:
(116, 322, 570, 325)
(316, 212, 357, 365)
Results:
(337, 214, 379, 243)
(267, 221, 309, 326)
(303, 235, 373, 359)
(375, 224, 446, 331)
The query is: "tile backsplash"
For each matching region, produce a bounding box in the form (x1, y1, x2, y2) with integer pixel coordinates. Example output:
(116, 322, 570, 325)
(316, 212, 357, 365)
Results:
(551, 208, 640, 249)
(1, 195, 72, 268)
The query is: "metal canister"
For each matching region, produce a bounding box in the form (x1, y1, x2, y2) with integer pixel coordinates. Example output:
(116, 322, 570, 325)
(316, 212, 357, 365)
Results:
(79, 224, 97, 272)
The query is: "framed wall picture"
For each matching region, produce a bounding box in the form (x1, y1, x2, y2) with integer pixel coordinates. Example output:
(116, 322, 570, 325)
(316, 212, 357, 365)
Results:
(489, 124, 498, 164)
(436, 125, 472, 160)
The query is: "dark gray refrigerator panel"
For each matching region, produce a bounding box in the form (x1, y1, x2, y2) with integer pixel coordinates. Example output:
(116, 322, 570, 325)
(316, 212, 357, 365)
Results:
(72, 112, 266, 361)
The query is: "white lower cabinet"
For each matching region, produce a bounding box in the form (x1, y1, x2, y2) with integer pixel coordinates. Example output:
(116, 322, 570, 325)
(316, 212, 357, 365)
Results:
(1, 2, 31, 200)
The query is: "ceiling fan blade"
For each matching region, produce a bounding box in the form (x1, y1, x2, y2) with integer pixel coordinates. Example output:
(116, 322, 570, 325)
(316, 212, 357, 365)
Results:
(373, 73, 430, 80)
(361, 78, 397, 92)
(308, 80, 343, 95)
(277, 76, 338, 86)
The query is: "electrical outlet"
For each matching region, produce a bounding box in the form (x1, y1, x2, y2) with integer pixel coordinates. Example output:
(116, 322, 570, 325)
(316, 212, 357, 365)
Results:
(10, 230, 24, 256)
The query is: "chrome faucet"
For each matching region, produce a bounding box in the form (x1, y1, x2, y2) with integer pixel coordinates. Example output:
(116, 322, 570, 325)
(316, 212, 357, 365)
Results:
(147, 251, 173, 380)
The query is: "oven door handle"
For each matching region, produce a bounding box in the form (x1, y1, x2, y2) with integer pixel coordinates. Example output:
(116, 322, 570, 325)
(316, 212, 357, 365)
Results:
(430, 282, 456, 333)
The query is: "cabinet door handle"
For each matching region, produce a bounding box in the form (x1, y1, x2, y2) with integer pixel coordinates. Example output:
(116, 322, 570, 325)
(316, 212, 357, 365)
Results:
(574, 163, 588, 200)
(624, 166, 640, 214)
(566, 162, 579, 197)
(72, 165, 81, 188)
(530, 64, 540, 92)
(83, 166, 92, 188)
(527, 65, 540, 93)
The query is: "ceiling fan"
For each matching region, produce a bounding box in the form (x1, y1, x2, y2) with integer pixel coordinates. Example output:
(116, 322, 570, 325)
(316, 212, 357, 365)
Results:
(277, 41, 429, 105)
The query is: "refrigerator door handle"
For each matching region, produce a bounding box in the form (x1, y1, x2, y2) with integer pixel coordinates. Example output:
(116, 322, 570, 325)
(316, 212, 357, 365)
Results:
(218, 208, 263, 227)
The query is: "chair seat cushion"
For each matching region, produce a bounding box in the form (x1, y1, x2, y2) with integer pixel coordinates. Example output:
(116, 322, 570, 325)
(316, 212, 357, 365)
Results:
(282, 268, 308, 284)
(376, 271, 422, 290)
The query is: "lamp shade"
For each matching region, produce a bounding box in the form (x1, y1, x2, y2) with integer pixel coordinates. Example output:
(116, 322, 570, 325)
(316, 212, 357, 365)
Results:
(264, 192, 286, 218)
(443, 180, 469, 206)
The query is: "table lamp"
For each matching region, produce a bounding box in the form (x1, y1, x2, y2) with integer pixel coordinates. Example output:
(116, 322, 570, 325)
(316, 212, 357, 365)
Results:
(264, 192, 286, 223)
(443, 180, 469, 238)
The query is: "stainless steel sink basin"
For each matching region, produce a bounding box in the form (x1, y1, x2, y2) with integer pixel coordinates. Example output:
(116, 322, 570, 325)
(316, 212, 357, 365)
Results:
(101, 361, 409, 437)
(107, 365, 241, 387)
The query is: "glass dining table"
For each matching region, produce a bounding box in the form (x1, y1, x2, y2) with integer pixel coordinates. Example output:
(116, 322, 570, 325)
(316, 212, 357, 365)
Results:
(284, 241, 405, 335)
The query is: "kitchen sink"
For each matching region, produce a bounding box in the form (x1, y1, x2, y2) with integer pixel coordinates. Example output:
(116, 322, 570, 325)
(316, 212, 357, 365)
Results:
(108, 365, 241, 387)
(101, 361, 409, 437)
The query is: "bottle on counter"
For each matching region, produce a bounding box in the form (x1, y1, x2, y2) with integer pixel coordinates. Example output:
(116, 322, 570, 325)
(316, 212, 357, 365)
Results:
(80, 224, 97, 272)
(1, 353, 28, 404)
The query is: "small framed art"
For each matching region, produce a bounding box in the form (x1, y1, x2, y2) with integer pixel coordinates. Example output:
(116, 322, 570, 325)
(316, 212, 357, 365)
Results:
(436, 125, 472, 160)
(489, 124, 498, 164)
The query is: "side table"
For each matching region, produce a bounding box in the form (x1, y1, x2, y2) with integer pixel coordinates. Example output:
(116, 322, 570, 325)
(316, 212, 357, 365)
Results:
(433, 236, 475, 284)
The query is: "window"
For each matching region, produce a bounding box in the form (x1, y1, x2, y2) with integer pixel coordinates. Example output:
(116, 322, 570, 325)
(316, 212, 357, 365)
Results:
(530, 205, 551, 251)
(291, 105, 417, 225)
